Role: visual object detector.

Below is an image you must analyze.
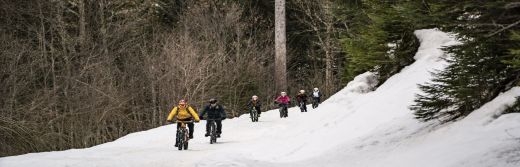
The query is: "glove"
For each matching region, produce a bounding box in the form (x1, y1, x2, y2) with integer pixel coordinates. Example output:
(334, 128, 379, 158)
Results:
(200, 116, 204, 120)
(194, 120, 200, 123)
(167, 120, 174, 124)
(221, 117, 226, 120)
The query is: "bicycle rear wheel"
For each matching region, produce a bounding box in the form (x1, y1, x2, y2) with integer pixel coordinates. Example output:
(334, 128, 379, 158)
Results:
(183, 130, 189, 150)
(183, 142, 188, 150)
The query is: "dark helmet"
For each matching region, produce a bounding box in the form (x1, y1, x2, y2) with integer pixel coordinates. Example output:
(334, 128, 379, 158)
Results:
(209, 98, 217, 104)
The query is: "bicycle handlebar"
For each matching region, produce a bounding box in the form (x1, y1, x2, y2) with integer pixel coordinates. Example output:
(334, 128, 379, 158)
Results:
(173, 120, 194, 123)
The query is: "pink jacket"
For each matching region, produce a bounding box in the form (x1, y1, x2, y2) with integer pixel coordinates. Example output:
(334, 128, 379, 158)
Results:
(275, 95, 291, 104)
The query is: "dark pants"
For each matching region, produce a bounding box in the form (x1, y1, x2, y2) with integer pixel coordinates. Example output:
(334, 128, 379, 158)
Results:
(279, 103, 289, 117)
(177, 119, 194, 138)
(279, 103, 289, 108)
(299, 101, 307, 112)
(177, 122, 195, 137)
(251, 106, 261, 115)
(312, 97, 321, 103)
(206, 120, 222, 134)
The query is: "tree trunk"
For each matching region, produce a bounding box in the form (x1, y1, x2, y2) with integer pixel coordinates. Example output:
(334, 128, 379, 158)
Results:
(275, 0, 287, 92)
(78, 0, 86, 52)
(324, 12, 334, 96)
(100, 0, 108, 57)
(323, 1, 334, 96)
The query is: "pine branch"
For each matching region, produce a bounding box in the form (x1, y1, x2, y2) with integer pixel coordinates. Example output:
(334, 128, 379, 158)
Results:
(505, 2, 520, 9)
(486, 19, 520, 37)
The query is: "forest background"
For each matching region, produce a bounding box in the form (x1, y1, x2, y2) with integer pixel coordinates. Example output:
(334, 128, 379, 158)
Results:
(1, 0, 519, 157)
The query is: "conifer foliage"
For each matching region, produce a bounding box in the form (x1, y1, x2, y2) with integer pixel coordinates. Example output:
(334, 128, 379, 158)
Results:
(340, 0, 423, 84)
(412, 1, 520, 122)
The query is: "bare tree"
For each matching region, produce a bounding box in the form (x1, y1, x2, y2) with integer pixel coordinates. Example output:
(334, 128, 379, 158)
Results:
(161, 2, 273, 117)
(292, 0, 343, 96)
(0, 0, 277, 157)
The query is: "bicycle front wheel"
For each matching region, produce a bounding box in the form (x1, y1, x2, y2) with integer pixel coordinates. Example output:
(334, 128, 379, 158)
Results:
(209, 121, 217, 144)
(177, 137, 183, 150)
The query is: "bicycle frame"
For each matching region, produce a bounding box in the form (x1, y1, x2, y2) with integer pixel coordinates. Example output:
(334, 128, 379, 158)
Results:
(175, 120, 193, 150)
(250, 108, 258, 122)
(206, 119, 219, 144)
(312, 98, 319, 108)
(278, 104, 288, 118)
(299, 101, 307, 112)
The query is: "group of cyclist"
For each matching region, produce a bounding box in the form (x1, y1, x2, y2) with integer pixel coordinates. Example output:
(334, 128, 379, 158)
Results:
(166, 87, 323, 148)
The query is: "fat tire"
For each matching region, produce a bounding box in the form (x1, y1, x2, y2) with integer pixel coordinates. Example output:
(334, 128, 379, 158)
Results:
(178, 140, 183, 150)
(209, 121, 217, 144)
(252, 109, 258, 122)
(176, 130, 182, 150)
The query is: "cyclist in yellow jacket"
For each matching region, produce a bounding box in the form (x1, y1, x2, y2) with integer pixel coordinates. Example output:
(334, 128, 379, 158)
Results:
(167, 99, 200, 140)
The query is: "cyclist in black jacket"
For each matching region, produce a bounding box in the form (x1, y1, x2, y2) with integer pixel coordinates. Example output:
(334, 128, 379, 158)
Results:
(296, 90, 308, 112)
(200, 98, 227, 137)
(247, 95, 262, 117)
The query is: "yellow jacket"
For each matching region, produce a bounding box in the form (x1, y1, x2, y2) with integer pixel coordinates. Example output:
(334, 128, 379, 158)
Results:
(167, 105, 200, 122)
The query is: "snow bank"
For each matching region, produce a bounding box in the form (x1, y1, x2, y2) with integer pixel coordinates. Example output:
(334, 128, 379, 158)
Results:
(1, 29, 519, 167)
(326, 71, 377, 104)
(344, 72, 378, 94)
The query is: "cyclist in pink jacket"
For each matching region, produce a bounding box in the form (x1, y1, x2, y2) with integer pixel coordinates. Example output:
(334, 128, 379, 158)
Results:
(275, 92, 291, 118)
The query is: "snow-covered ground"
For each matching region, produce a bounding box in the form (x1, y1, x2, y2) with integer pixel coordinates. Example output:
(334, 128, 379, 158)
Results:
(2, 29, 520, 167)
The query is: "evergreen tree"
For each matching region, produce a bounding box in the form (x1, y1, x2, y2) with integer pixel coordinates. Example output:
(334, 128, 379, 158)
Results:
(340, 0, 424, 84)
(412, 38, 512, 121)
(412, 1, 520, 122)
(503, 97, 520, 115)
(503, 31, 520, 68)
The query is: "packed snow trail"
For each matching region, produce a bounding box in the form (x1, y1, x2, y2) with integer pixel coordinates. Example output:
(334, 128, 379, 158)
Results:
(1, 29, 520, 167)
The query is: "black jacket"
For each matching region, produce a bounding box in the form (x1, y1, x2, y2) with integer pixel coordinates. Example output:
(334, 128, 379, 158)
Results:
(296, 94, 308, 103)
(247, 100, 262, 109)
(200, 104, 226, 119)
